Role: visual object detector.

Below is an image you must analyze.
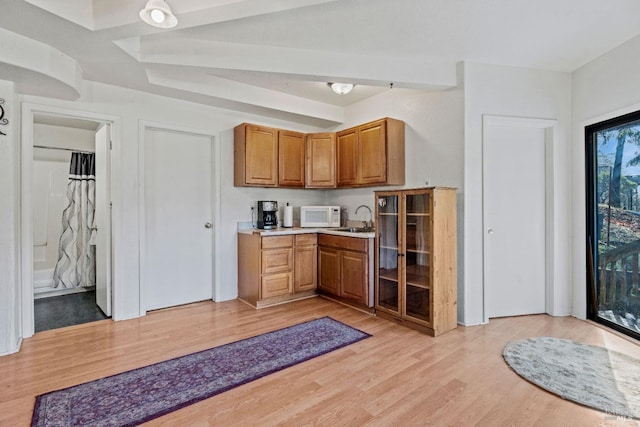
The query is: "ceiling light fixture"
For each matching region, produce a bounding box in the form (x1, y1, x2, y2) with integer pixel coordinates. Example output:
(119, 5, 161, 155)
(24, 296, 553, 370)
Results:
(328, 82, 354, 95)
(139, 0, 177, 28)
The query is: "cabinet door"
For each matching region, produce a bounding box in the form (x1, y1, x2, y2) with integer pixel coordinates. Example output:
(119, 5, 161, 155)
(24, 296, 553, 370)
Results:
(278, 130, 305, 187)
(294, 244, 317, 292)
(244, 124, 278, 186)
(318, 246, 340, 294)
(359, 120, 387, 184)
(375, 193, 401, 316)
(306, 133, 336, 188)
(261, 272, 293, 299)
(403, 191, 432, 325)
(336, 128, 358, 187)
(340, 250, 367, 304)
(262, 248, 293, 274)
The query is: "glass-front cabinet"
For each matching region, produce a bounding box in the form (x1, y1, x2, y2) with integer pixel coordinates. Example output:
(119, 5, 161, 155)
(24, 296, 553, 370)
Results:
(375, 187, 457, 336)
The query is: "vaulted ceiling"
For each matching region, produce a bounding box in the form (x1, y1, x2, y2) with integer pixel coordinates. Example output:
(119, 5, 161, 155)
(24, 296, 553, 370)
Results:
(3, 0, 640, 127)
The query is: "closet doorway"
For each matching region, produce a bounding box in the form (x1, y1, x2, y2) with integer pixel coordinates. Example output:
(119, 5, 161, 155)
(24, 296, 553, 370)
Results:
(21, 105, 117, 337)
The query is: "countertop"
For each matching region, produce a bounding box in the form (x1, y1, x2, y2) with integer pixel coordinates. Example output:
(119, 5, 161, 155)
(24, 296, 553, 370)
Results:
(237, 226, 375, 239)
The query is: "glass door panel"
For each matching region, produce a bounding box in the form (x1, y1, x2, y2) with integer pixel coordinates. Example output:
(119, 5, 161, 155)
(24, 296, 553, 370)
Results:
(405, 285, 430, 322)
(404, 192, 431, 324)
(587, 113, 640, 339)
(377, 194, 400, 314)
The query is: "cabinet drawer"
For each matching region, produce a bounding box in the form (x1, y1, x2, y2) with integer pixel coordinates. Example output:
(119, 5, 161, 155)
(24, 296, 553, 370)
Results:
(295, 233, 317, 246)
(261, 272, 293, 299)
(318, 234, 368, 252)
(262, 235, 293, 249)
(262, 248, 293, 274)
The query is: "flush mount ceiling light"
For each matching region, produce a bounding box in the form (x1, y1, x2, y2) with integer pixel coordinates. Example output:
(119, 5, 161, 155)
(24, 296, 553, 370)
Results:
(328, 82, 355, 95)
(139, 0, 177, 28)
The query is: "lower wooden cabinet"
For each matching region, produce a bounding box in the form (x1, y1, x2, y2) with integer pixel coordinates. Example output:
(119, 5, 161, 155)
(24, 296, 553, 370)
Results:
(238, 231, 372, 309)
(294, 234, 317, 292)
(238, 232, 317, 308)
(317, 234, 373, 308)
(261, 273, 292, 299)
(318, 247, 340, 295)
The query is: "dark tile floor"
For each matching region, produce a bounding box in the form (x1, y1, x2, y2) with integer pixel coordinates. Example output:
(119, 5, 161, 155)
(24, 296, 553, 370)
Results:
(34, 290, 109, 332)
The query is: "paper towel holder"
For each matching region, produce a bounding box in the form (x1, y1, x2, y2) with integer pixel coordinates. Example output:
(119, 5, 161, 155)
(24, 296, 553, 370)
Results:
(283, 203, 294, 228)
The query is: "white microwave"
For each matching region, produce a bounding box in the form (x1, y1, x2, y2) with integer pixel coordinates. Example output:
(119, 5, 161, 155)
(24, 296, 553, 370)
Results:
(300, 206, 341, 228)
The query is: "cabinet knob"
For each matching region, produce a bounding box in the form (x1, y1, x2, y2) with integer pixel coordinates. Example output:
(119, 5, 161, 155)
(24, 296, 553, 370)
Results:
(204, 222, 213, 229)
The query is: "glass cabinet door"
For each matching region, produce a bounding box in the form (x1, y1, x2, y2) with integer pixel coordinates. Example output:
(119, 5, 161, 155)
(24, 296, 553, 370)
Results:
(376, 194, 400, 314)
(403, 192, 432, 324)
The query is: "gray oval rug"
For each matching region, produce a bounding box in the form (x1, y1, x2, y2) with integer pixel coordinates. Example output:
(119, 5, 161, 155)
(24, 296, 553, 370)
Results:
(503, 337, 640, 419)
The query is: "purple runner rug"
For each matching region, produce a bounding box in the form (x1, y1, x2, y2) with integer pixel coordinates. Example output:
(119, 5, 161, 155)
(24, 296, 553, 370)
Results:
(32, 316, 370, 427)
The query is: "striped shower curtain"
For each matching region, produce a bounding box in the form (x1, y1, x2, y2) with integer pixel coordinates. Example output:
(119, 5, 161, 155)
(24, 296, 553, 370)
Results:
(52, 152, 96, 288)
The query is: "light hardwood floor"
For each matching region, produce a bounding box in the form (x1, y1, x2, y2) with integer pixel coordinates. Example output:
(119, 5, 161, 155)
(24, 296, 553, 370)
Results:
(2, 297, 640, 426)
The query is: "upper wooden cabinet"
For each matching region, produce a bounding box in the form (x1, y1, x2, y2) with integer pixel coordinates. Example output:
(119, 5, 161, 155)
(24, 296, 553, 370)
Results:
(278, 130, 305, 188)
(336, 128, 358, 186)
(234, 123, 278, 187)
(306, 132, 336, 188)
(234, 118, 404, 188)
(337, 118, 405, 187)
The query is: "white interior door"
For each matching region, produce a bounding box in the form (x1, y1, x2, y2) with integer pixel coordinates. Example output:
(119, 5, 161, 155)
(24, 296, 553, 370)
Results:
(483, 118, 546, 318)
(95, 124, 112, 316)
(144, 128, 213, 311)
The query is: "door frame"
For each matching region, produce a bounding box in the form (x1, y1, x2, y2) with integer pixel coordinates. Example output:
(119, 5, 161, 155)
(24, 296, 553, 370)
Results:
(138, 121, 220, 316)
(20, 102, 120, 338)
(481, 115, 557, 323)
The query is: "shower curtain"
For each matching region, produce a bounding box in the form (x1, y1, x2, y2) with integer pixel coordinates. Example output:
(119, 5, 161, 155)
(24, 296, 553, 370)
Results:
(53, 152, 96, 289)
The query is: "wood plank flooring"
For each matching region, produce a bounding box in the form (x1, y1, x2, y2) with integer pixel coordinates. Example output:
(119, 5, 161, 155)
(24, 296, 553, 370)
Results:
(2, 297, 640, 426)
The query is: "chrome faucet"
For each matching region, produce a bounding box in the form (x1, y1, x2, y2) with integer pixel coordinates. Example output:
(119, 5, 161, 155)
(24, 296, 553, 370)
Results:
(355, 205, 373, 228)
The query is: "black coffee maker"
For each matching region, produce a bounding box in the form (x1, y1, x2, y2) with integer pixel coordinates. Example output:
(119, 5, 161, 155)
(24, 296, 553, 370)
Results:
(257, 200, 278, 229)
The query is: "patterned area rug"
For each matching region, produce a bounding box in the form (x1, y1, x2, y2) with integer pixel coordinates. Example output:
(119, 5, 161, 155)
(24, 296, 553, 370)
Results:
(503, 337, 640, 419)
(32, 317, 370, 427)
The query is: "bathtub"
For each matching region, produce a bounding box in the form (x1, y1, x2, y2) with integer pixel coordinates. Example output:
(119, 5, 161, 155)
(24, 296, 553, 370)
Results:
(33, 268, 94, 299)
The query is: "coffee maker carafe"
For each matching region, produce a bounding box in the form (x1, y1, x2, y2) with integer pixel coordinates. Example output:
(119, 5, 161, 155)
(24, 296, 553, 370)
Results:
(257, 200, 278, 229)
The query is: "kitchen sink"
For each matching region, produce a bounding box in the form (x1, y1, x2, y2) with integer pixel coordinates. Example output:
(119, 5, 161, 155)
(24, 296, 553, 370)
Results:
(334, 227, 375, 233)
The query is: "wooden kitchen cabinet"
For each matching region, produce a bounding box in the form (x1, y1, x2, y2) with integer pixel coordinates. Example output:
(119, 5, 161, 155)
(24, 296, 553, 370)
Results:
(294, 234, 317, 292)
(238, 233, 318, 308)
(336, 127, 358, 186)
(340, 251, 368, 302)
(318, 246, 340, 295)
(278, 130, 305, 188)
(234, 123, 278, 187)
(234, 118, 404, 189)
(306, 132, 336, 188)
(317, 234, 373, 308)
(375, 187, 457, 336)
(336, 118, 405, 187)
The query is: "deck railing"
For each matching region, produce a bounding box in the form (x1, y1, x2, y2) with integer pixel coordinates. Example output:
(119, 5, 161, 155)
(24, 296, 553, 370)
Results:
(598, 240, 640, 310)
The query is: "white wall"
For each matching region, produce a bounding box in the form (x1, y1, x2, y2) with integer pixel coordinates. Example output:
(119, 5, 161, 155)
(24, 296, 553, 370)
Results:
(0, 80, 20, 355)
(571, 34, 640, 319)
(463, 63, 572, 325)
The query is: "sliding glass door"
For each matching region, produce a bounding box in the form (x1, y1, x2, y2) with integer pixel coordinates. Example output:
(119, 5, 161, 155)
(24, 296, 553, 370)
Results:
(586, 110, 640, 339)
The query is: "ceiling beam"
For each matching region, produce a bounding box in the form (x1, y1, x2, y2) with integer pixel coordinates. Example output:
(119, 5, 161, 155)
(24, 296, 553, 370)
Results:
(145, 65, 344, 125)
(125, 37, 458, 90)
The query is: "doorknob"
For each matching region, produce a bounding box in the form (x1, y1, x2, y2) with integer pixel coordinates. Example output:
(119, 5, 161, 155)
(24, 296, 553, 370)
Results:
(204, 222, 212, 229)
(487, 228, 494, 235)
